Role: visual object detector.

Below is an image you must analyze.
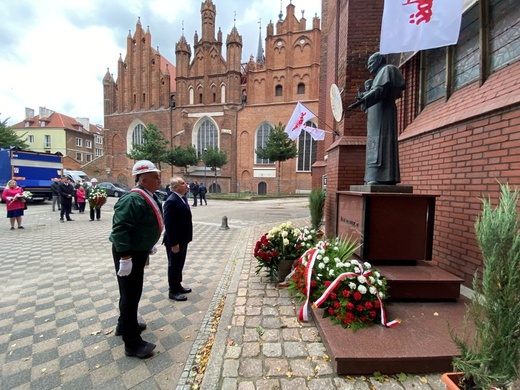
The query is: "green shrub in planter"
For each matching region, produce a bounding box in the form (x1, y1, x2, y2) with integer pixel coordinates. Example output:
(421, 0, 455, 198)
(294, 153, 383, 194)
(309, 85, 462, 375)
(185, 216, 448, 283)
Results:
(309, 188, 326, 231)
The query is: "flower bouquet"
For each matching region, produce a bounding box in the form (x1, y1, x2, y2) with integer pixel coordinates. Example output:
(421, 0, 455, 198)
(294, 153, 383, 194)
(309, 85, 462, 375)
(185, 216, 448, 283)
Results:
(254, 222, 319, 282)
(12, 191, 33, 204)
(88, 188, 108, 209)
(288, 237, 398, 331)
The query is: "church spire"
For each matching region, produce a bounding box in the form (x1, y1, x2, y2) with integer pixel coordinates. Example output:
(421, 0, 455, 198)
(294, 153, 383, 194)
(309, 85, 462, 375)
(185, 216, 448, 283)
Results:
(256, 20, 264, 67)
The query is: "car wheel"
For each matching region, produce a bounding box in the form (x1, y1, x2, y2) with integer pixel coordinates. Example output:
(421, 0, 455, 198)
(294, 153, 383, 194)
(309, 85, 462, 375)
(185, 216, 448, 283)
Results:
(114, 191, 120, 197)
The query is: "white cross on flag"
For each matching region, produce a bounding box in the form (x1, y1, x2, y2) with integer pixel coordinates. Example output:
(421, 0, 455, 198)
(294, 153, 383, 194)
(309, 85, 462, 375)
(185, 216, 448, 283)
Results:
(285, 102, 325, 141)
(380, 0, 464, 55)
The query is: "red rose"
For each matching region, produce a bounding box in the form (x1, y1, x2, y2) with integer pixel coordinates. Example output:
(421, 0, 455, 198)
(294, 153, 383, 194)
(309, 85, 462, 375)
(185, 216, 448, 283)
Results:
(328, 307, 335, 315)
(330, 293, 337, 301)
(356, 305, 364, 312)
(364, 302, 373, 310)
(370, 310, 377, 318)
(324, 280, 332, 287)
(342, 290, 350, 298)
(374, 301, 381, 309)
(343, 317, 351, 325)
(333, 301, 341, 309)
(346, 312, 355, 320)
(353, 292, 362, 301)
(311, 280, 317, 288)
(346, 302, 354, 311)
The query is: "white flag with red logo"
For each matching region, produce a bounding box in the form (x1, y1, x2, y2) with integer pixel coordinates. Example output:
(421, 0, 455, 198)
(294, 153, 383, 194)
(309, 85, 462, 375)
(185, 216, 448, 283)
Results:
(285, 102, 325, 141)
(380, 0, 464, 55)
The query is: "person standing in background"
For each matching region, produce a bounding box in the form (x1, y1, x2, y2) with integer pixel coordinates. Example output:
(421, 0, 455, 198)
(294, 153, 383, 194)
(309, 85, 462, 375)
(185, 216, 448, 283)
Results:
(164, 177, 193, 301)
(50, 178, 61, 212)
(2, 180, 26, 230)
(76, 185, 86, 213)
(59, 177, 74, 222)
(190, 181, 199, 207)
(199, 182, 207, 205)
(87, 178, 102, 221)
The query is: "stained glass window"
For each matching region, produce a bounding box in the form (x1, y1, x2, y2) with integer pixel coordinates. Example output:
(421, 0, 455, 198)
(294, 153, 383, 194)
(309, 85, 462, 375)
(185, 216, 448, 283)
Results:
(454, 4, 480, 90)
(132, 124, 145, 145)
(197, 119, 218, 157)
(425, 47, 446, 104)
(255, 123, 274, 164)
(489, 0, 520, 72)
(297, 122, 317, 172)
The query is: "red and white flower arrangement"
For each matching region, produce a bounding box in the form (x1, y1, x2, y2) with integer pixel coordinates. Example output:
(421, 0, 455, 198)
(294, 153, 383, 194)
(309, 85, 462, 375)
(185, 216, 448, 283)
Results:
(88, 188, 108, 209)
(288, 237, 399, 330)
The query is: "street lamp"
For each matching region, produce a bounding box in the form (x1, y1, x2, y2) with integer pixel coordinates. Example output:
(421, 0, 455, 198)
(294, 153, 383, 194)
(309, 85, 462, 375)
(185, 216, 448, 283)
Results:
(203, 147, 207, 182)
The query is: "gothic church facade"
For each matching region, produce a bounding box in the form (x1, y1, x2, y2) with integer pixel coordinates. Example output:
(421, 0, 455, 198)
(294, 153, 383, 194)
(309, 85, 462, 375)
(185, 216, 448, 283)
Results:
(101, 0, 321, 194)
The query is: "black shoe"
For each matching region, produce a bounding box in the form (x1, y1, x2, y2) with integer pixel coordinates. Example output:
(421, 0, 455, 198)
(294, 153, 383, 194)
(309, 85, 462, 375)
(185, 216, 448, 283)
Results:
(124, 341, 156, 359)
(69, 212, 74, 214)
(115, 322, 147, 336)
(169, 292, 187, 301)
(18, 226, 25, 229)
(10, 227, 15, 230)
(180, 286, 192, 294)
(67, 219, 74, 221)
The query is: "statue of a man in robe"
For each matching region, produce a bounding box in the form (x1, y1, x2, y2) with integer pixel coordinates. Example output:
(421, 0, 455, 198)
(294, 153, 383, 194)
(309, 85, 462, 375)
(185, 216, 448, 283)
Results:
(349, 52, 405, 185)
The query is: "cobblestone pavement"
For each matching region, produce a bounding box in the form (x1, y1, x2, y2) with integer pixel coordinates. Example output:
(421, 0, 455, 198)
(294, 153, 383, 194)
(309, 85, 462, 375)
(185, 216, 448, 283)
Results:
(0, 197, 447, 390)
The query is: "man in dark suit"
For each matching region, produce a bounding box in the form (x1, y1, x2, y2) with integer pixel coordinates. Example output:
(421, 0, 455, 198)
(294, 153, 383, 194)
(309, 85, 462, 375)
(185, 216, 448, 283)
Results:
(164, 177, 193, 301)
(59, 177, 74, 222)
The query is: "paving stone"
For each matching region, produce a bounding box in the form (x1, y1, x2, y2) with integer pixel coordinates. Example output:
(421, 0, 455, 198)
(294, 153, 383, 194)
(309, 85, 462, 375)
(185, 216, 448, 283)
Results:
(238, 358, 263, 377)
(262, 342, 282, 357)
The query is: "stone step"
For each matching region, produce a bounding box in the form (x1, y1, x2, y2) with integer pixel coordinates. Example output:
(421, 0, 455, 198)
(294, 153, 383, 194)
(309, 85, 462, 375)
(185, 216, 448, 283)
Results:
(377, 261, 463, 300)
(311, 298, 469, 375)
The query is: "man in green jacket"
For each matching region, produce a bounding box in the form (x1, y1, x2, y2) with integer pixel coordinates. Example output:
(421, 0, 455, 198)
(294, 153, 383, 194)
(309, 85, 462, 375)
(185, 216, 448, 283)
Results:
(109, 160, 163, 358)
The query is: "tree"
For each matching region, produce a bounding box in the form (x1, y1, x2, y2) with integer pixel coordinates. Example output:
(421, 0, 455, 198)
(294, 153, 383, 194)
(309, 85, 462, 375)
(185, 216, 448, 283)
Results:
(164, 145, 198, 174)
(202, 146, 228, 191)
(127, 122, 168, 168)
(0, 117, 28, 150)
(256, 122, 298, 194)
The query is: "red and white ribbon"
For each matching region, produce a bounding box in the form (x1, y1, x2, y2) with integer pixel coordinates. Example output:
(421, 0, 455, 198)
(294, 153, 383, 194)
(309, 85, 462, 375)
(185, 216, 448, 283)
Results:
(131, 188, 164, 233)
(297, 242, 327, 321)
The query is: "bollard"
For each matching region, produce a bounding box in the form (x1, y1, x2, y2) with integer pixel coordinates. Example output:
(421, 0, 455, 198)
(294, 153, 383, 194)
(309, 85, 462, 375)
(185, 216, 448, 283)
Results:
(220, 216, 230, 230)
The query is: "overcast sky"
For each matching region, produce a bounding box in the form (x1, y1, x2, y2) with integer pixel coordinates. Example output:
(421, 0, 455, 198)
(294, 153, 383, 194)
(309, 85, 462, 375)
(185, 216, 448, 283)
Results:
(0, 0, 321, 127)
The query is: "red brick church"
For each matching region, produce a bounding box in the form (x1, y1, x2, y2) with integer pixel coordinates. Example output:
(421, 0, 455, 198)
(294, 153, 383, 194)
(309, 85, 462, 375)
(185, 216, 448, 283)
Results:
(97, 0, 321, 194)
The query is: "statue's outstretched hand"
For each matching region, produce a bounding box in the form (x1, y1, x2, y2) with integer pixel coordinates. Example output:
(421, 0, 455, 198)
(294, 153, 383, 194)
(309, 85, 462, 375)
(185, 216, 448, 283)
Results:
(348, 97, 363, 109)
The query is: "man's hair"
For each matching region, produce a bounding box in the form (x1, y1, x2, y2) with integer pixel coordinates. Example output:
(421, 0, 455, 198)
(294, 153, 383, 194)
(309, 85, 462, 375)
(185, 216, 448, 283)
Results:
(170, 177, 184, 187)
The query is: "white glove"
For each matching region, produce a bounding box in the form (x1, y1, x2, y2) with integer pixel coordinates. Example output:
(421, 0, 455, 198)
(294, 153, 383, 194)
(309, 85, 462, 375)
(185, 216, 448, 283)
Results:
(6, 196, 13, 201)
(117, 259, 133, 277)
(150, 245, 157, 255)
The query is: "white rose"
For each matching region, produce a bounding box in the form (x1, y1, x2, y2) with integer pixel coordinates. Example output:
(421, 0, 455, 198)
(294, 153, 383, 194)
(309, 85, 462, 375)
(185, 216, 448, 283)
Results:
(351, 259, 360, 265)
(357, 275, 366, 284)
(354, 267, 361, 273)
(369, 286, 378, 295)
(378, 280, 383, 286)
(369, 276, 376, 284)
(281, 231, 288, 238)
(334, 257, 341, 263)
(358, 285, 367, 294)
(329, 269, 335, 276)
(345, 261, 351, 267)
(323, 256, 330, 264)
(333, 246, 339, 251)
(317, 254, 323, 260)
(283, 238, 289, 246)
(318, 262, 325, 269)
(349, 282, 356, 290)
(378, 291, 385, 299)
(364, 262, 372, 269)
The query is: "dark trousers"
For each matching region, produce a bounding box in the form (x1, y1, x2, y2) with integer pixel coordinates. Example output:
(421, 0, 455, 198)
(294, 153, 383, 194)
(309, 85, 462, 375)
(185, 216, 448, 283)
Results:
(112, 247, 148, 348)
(191, 194, 198, 206)
(60, 203, 72, 220)
(90, 207, 101, 220)
(199, 194, 207, 205)
(167, 243, 188, 293)
(78, 202, 86, 213)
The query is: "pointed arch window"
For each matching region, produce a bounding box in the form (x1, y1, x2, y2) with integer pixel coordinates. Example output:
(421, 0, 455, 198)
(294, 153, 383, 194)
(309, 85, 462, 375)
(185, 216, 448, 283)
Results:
(297, 83, 305, 94)
(297, 121, 317, 172)
(275, 85, 283, 97)
(189, 87, 194, 105)
(255, 123, 274, 164)
(221, 84, 226, 103)
(196, 119, 218, 158)
(132, 124, 146, 145)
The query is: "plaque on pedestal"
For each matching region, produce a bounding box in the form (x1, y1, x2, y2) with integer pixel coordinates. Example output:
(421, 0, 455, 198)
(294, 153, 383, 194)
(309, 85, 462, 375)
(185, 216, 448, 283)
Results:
(337, 191, 438, 261)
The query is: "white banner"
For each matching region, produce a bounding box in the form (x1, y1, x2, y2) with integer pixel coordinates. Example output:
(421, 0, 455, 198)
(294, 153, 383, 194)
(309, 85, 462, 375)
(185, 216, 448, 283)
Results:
(285, 102, 326, 141)
(380, 0, 464, 55)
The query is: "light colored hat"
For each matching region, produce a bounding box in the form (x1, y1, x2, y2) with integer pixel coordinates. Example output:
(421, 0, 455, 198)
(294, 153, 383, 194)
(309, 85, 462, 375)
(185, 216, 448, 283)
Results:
(132, 160, 160, 176)
(91, 178, 98, 183)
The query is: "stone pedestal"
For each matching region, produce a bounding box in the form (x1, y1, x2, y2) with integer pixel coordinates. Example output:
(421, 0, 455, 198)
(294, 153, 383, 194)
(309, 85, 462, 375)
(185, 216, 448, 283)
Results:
(337, 190, 437, 261)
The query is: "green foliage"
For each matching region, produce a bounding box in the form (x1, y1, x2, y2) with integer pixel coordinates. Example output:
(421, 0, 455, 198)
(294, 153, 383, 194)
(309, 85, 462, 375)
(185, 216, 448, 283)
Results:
(0, 117, 28, 149)
(203, 146, 228, 184)
(164, 145, 198, 173)
(256, 122, 298, 194)
(309, 188, 326, 230)
(451, 183, 520, 390)
(256, 122, 297, 163)
(127, 122, 168, 167)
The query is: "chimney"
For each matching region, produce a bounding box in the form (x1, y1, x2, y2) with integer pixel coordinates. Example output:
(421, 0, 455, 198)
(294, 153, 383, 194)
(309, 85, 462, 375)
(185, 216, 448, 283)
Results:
(75, 117, 90, 131)
(39, 107, 54, 118)
(25, 107, 35, 119)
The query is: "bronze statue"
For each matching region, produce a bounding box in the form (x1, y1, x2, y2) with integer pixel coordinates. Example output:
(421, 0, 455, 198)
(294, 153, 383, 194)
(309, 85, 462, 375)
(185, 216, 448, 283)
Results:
(349, 52, 405, 185)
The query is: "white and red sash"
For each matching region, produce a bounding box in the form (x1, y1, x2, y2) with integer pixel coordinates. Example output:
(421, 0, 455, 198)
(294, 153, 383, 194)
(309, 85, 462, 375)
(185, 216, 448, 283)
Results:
(130, 188, 164, 232)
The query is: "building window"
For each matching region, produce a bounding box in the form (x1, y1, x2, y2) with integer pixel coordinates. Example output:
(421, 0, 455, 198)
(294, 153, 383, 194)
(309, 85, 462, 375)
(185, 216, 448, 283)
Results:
(297, 122, 318, 172)
(221, 84, 226, 103)
(39, 121, 46, 127)
(189, 87, 194, 105)
(96, 135, 103, 144)
(297, 83, 305, 94)
(142, 93, 146, 103)
(25, 121, 30, 127)
(454, 4, 479, 90)
(27, 135, 34, 144)
(255, 123, 274, 164)
(425, 47, 446, 104)
(132, 124, 146, 145)
(95, 148, 103, 157)
(76, 138, 83, 147)
(275, 85, 283, 97)
(489, 0, 520, 72)
(86, 140, 92, 149)
(86, 154, 92, 162)
(199, 93, 203, 104)
(196, 119, 218, 158)
(76, 152, 83, 161)
(44, 135, 51, 148)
